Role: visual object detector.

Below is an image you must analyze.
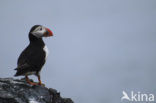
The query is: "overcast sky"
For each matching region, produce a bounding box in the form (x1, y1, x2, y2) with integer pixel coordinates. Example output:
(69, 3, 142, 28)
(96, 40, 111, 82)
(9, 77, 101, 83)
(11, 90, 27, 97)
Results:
(0, 0, 156, 103)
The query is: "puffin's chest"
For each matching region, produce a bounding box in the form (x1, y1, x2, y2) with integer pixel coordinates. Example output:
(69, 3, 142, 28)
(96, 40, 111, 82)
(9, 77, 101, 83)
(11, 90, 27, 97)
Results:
(43, 45, 49, 60)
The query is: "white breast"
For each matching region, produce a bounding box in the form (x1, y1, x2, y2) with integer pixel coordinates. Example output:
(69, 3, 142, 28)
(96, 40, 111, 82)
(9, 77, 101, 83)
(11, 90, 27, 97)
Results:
(43, 45, 49, 60)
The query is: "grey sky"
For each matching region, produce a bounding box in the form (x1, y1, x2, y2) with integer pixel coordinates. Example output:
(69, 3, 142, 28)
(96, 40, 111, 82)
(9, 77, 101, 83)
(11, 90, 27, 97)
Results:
(0, 0, 156, 103)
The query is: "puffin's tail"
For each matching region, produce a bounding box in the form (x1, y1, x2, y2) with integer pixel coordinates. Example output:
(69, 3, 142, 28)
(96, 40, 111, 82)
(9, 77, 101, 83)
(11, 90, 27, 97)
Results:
(14, 68, 24, 76)
(14, 73, 19, 76)
(14, 68, 18, 70)
(14, 67, 19, 76)
(14, 64, 30, 76)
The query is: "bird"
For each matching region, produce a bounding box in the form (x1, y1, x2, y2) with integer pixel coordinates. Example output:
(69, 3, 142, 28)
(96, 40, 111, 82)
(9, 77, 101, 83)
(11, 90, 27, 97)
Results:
(121, 91, 130, 101)
(14, 25, 53, 86)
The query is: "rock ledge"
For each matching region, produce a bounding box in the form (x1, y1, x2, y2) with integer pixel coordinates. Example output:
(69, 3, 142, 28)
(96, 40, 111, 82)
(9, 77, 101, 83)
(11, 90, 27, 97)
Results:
(0, 78, 73, 103)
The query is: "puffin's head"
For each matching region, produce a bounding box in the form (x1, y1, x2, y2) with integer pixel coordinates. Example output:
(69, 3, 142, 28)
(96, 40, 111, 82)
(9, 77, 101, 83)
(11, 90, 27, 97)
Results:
(30, 25, 53, 38)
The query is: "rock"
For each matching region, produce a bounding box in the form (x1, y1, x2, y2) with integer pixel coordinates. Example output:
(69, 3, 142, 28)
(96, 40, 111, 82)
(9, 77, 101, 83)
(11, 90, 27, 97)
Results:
(0, 78, 74, 103)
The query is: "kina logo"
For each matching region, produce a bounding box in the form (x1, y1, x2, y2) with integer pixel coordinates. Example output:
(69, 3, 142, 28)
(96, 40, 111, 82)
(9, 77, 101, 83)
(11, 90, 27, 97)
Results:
(121, 91, 154, 102)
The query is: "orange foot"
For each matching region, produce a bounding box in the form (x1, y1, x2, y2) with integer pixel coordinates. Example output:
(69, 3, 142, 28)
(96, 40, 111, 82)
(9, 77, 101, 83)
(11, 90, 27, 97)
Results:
(25, 75, 45, 86)
(27, 81, 45, 86)
(27, 81, 38, 86)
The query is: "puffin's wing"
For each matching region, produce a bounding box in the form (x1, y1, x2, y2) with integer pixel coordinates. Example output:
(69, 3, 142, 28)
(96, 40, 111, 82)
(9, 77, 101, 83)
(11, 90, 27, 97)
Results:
(17, 46, 31, 66)
(15, 45, 46, 75)
(14, 63, 29, 70)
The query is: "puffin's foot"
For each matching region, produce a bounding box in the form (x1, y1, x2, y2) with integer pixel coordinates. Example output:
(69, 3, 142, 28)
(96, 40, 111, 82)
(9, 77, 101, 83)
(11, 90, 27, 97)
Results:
(38, 82, 45, 86)
(37, 74, 45, 86)
(27, 81, 38, 85)
(25, 75, 38, 86)
(25, 75, 45, 86)
(27, 80, 44, 86)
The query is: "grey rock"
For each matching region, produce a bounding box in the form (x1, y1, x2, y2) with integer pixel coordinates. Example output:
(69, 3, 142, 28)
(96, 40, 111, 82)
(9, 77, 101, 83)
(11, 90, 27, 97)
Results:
(0, 78, 74, 103)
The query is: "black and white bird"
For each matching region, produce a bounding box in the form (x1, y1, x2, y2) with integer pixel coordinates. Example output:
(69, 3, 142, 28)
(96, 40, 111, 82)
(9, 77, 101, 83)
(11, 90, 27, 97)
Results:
(14, 25, 53, 85)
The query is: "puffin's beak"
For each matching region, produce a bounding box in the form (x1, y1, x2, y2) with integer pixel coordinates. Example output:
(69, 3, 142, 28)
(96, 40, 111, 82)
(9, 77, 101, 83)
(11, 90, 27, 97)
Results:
(44, 28, 53, 37)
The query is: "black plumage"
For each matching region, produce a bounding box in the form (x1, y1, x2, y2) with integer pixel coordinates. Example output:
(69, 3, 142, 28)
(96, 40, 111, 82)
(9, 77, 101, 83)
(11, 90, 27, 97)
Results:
(14, 39, 46, 76)
(14, 25, 53, 85)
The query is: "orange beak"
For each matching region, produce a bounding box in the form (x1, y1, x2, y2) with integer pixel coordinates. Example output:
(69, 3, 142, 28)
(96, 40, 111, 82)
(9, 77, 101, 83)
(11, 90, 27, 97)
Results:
(44, 28, 53, 37)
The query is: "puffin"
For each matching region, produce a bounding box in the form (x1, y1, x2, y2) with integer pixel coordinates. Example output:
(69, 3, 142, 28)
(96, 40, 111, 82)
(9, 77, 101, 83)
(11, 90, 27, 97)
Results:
(14, 25, 53, 85)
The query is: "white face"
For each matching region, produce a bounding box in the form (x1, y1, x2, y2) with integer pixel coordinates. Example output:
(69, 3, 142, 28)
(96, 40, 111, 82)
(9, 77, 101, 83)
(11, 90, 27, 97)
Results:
(31, 26, 46, 38)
